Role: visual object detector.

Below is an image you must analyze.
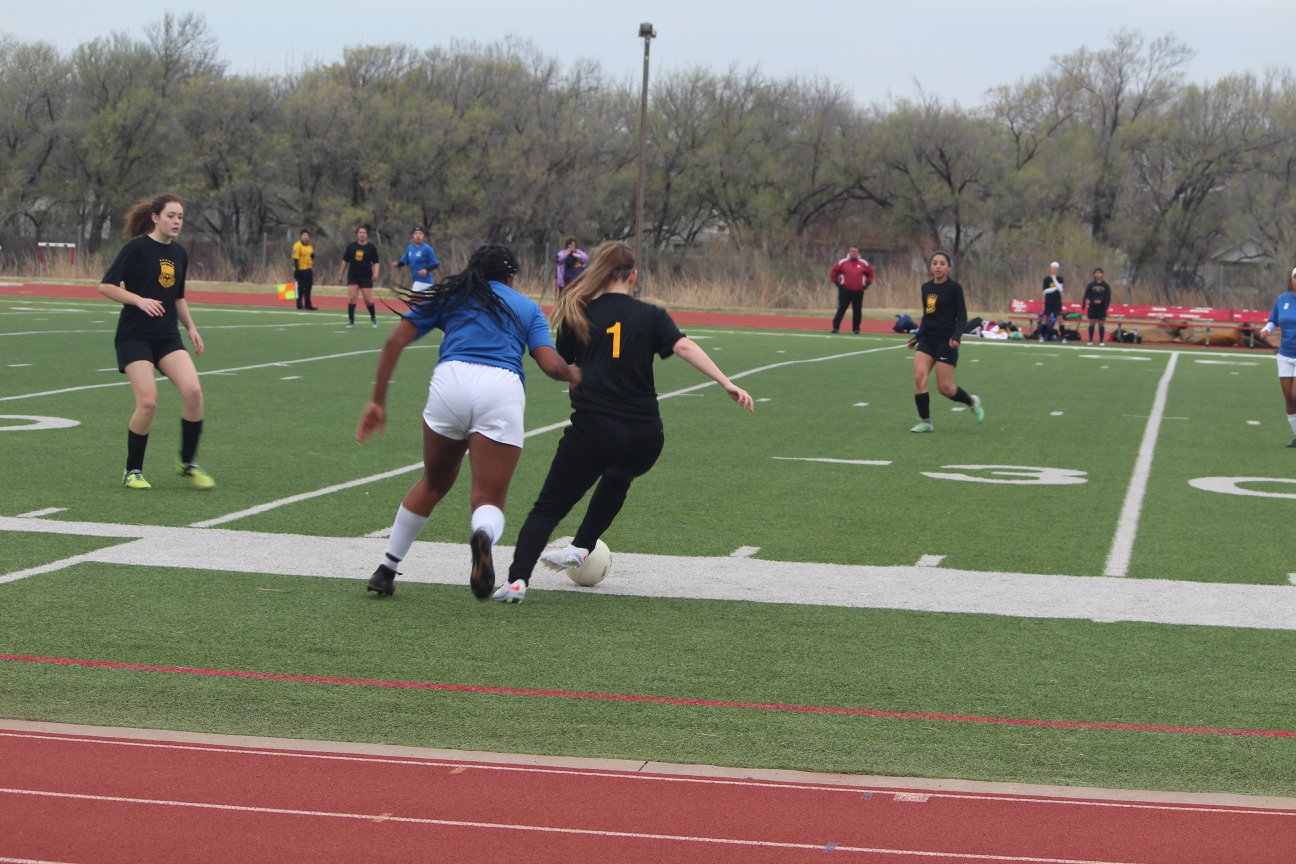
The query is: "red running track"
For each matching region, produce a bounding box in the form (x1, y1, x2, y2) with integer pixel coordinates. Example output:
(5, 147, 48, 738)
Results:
(1, 725, 1292, 864)
(0, 281, 895, 334)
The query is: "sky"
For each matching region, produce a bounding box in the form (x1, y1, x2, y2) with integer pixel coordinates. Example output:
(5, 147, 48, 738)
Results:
(2, 0, 1291, 107)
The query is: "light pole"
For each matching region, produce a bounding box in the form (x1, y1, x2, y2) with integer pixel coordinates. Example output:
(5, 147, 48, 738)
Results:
(634, 22, 655, 293)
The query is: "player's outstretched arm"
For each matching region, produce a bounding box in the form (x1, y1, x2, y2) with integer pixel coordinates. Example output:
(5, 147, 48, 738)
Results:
(672, 337, 754, 411)
(358, 319, 418, 442)
(530, 345, 581, 387)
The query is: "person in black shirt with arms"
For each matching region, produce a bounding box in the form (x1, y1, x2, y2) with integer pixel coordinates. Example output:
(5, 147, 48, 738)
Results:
(338, 224, 380, 329)
(493, 240, 755, 603)
(1082, 268, 1112, 345)
(908, 250, 983, 433)
(1042, 260, 1064, 341)
(98, 194, 214, 490)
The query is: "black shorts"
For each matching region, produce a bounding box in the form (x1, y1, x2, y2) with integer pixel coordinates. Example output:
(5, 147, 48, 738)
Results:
(1087, 308, 1108, 321)
(349, 277, 374, 290)
(915, 334, 959, 367)
(116, 335, 186, 373)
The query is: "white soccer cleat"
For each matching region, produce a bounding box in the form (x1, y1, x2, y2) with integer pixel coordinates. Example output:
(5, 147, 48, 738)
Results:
(541, 545, 589, 572)
(492, 579, 527, 603)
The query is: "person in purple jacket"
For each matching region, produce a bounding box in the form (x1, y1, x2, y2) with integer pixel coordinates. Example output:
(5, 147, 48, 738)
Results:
(555, 236, 589, 295)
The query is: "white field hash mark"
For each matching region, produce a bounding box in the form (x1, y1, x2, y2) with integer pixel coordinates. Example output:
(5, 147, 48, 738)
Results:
(4, 516, 1296, 631)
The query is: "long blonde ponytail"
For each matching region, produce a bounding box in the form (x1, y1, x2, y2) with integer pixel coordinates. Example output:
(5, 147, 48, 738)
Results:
(551, 240, 636, 343)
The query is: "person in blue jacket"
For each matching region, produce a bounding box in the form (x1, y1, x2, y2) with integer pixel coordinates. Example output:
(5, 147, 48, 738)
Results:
(393, 226, 440, 293)
(1260, 266, 1296, 447)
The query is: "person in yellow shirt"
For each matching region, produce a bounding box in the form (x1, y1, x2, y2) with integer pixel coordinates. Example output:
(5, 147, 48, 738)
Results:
(291, 229, 317, 310)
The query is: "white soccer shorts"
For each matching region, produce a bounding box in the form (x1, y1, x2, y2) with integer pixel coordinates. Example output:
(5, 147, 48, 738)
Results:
(423, 360, 526, 447)
(1278, 353, 1296, 379)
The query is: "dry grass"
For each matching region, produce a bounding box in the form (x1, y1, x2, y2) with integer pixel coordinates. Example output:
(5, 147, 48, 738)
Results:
(3, 250, 1272, 321)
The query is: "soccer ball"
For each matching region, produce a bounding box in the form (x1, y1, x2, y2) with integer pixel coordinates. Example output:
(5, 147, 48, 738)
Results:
(567, 540, 611, 587)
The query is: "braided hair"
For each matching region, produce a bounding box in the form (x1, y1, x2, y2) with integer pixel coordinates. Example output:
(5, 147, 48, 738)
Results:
(389, 244, 522, 328)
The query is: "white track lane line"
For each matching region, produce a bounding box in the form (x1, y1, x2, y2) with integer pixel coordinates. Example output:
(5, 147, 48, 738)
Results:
(2, 731, 1291, 817)
(0, 787, 1179, 863)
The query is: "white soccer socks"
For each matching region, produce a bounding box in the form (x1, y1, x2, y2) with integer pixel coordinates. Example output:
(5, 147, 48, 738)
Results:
(382, 504, 430, 570)
(470, 504, 505, 546)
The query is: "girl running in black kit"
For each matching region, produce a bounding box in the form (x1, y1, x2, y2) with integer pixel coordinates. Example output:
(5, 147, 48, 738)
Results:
(908, 250, 984, 433)
(98, 194, 214, 490)
(492, 240, 755, 603)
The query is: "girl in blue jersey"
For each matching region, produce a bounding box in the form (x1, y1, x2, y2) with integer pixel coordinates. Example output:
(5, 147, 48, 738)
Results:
(356, 245, 580, 599)
(1259, 266, 1296, 447)
(492, 240, 754, 603)
(392, 226, 440, 292)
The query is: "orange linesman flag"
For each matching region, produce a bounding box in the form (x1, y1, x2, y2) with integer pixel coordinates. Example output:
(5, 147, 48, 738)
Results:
(277, 281, 297, 301)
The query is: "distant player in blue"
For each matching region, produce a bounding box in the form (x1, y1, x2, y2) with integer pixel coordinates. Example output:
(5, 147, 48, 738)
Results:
(1259, 266, 1296, 447)
(392, 226, 440, 293)
(356, 245, 580, 600)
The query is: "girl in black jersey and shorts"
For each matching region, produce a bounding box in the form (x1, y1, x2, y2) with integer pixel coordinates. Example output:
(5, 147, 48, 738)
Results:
(907, 250, 984, 433)
(492, 241, 755, 603)
(98, 194, 214, 490)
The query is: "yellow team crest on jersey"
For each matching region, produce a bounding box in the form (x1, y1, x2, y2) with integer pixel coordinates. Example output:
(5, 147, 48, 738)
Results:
(355, 249, 365, 262)
(158, 259, 176, 289)
(925, 292, 937, 314)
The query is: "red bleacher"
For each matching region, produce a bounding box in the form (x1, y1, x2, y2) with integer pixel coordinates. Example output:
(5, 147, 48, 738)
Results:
(1008, 299, 1268, 324)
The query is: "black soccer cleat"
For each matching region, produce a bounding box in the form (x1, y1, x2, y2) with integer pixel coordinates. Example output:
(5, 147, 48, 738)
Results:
(1287, 438, 1296, 449)
(367, 563, 398, 597)
(469, 529, 495, 600)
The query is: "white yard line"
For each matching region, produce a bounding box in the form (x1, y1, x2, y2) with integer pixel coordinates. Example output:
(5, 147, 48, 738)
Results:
(0, 551, 109, 585)
(3, 515, 1294, 630)
(193, 345, 905, 528)
(0, 347, 412, 403)
(0, 323, 339, 338)
(1104, 352, 1180, 577)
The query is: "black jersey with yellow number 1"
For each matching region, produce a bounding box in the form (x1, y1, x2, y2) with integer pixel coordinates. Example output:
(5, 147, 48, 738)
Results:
(556, 293, 683, 424)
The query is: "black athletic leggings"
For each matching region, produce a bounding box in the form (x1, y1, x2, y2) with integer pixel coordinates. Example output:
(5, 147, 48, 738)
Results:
(508, 411, 665, 582)
(833, 287, 863, 332)
(294, 268, 314, 307)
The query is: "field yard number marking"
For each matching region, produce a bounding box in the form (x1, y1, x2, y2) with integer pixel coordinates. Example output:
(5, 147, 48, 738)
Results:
(775, 459, 1089, 486)
(1189, 477, 1296, 499)
(921, 465, 1088, 486)
(606, 321, 621, 358)
(0, 414, 80, 432)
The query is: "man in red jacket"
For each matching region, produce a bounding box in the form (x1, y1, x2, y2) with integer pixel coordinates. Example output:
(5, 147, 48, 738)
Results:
(829, 245, 875, 333)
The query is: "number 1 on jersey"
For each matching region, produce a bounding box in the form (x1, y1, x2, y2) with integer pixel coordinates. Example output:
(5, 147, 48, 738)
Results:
(606, 321, 622, 358)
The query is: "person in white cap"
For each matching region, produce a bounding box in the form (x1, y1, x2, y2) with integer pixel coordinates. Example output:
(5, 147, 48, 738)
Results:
(1259, 266, 1296, 447)
(1042, 261, 1064, 341)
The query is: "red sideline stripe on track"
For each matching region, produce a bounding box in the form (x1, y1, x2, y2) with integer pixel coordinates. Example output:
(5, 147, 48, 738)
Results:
(5, 654, 1294, 740)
